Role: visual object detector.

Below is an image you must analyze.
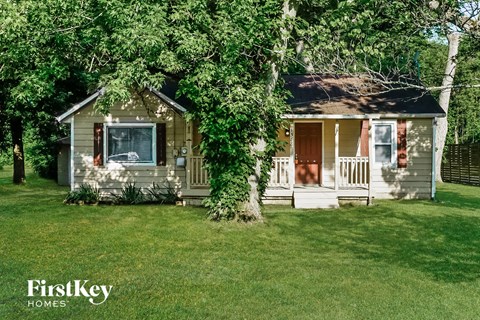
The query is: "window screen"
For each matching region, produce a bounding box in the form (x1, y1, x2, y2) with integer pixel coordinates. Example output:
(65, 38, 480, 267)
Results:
(374, 124, 393, 163)
(107, 127, 153, 163)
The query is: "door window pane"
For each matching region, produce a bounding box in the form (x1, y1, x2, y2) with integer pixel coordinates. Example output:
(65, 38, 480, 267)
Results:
(375, 125, 392, 144)
(375, 145, 392, 163)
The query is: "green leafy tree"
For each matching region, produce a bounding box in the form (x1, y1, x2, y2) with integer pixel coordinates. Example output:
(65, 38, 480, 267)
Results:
(0, 1, 93, 183)
(172, 0, 298, 220)
(426, 0, 479, 181)
(448, 37, 480, 144)
(292, 0, 435, 76)
(81, 0, 301, 221)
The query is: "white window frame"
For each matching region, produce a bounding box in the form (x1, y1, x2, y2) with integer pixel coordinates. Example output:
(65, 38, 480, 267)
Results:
(372, 120, 397, 167)
(104, 123, 157, 166)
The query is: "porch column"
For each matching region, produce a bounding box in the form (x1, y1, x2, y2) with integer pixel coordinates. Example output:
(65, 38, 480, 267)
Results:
(186, 121, 193, 190)
(368, 118, 373, 205)
(334, 120, 339, 191)
(289, 122, 295, 190)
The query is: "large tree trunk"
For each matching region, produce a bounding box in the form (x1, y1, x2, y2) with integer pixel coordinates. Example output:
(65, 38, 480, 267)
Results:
(296, 40, 315, 73)
(243, 0, 297, 220)
(436, 32, 460, 182)
(10, 117, 25, 184)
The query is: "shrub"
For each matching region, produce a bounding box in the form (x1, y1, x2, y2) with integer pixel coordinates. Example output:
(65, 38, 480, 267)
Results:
(147, 181, 181, 204)
(0, 151, 10, 170)
(24, 124, 61, 180)
(64, 184, 100, 205)
(112, 183, 145, 204)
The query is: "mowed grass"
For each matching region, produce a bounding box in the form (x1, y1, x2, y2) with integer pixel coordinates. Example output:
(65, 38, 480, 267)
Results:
(1, 167, 480, 320)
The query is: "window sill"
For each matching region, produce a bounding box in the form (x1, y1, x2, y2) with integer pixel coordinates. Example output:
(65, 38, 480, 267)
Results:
(105, 162, 158, 168)
(374, 163, 398, 170)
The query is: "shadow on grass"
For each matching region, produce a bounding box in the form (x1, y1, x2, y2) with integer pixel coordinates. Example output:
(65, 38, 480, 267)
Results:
(435, 189, 480, 211)
(0, 169, 69, 210)
(271, 200, 480, 283)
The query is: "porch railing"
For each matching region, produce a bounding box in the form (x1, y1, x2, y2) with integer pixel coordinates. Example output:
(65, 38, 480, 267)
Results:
(188, 156, 290, 189)
(269, 157, 290, 188)
(339, 156, 369, 188)
(189, 155, 368, 190)
(189, 156, 209, 187)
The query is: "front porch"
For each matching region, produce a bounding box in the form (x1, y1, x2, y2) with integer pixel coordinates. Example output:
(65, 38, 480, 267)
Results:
(182, 119, 374, 208)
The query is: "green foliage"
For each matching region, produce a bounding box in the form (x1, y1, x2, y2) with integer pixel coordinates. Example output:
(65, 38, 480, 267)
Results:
(418, 38, 480, 144)
(418, 41, 448, 92)
(0, 151, 10, 170)
(448, 38, 480, 144)
(24, 123, 64, 179)
(175, 0, 290, 220)
(147, 181, 181, 204)
(64, 184, 100, 205)
(112, 183, 146, 205)
(293, 0, 432, 75)
(0, 1, 95, 182)
(82, 1, 178, 114)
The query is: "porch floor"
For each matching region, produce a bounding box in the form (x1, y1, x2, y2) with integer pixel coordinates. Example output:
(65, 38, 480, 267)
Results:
(184, 185, 370, 207)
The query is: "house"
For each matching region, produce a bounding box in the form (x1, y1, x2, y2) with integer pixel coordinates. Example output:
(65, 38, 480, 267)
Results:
(56, 75, 445, 208)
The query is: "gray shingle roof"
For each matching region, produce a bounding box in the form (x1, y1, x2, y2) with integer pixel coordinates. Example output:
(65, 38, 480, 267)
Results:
(284, 74, 445, 117)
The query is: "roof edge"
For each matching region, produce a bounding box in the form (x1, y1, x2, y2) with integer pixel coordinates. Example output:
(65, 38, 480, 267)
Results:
(282, 113, 446, 120)
(56, 89, 104, 123)
(149, 87, 187, 115)
(56, 86, 188, 124)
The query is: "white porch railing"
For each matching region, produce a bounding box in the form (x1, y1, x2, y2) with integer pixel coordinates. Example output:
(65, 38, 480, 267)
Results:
(269, 157, 290, 188)
(189, 156, 209, 187)
(188, 155, 367, 190)
(339, 156, 369, 188)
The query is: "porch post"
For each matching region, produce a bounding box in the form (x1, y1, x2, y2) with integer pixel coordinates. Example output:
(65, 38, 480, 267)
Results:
(368, 118, 373, 205)
(289, 121, 295, 190)
(334, 120, 339, 191)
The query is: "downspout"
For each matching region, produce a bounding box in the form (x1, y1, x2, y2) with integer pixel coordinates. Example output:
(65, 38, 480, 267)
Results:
(70, 117, 75, 191)
(431, 117, 437, 200)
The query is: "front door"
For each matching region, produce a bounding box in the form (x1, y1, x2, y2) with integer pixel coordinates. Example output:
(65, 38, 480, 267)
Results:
(295, 123, 322, 185)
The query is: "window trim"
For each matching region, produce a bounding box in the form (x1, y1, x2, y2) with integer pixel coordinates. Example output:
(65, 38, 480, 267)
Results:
(103, 123, 157, 166)
(372, 120, 397, 167)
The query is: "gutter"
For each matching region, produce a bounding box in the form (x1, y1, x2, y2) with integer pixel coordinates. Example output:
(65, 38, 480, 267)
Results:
(282, 113, 446, 120)
(431, 117, 437, 200)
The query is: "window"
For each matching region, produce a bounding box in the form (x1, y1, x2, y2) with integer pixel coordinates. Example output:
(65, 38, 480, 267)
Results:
(373, 121, 396, 165)
(106, 124, 156, 164)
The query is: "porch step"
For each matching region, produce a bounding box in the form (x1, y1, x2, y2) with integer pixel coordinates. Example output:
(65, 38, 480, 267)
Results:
(293, 190, 339, 209)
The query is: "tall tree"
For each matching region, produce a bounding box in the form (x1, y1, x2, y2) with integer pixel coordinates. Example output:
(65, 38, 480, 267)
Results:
(0, 1, 92, 183)
(448, 37, 480, 144)
(427, 0, 479, 181)
(436, 32, 461, 181)
(83, 0, 303, 221)
(174, 0, 300, 221)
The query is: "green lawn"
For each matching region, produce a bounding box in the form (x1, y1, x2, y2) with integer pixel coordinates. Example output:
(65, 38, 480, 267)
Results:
(1, 168, 479, 320)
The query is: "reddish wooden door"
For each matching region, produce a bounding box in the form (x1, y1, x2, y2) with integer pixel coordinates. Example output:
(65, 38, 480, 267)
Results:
(295, 123, 322, 185)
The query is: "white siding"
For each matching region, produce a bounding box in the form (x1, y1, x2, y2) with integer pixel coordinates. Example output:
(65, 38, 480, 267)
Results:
(372, 119, 432, 199)
(276, 118, 433, 199)
(72, 91, 186, 195)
